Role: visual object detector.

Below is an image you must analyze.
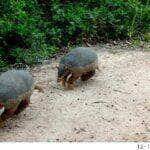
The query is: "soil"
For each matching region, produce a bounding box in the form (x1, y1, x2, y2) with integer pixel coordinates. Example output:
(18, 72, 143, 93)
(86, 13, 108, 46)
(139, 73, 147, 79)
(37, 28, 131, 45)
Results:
(0, 43, 150, 142)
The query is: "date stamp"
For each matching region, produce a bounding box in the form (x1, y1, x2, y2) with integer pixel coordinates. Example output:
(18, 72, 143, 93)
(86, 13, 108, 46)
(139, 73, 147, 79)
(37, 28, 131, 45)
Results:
(136, 143, 150, 150)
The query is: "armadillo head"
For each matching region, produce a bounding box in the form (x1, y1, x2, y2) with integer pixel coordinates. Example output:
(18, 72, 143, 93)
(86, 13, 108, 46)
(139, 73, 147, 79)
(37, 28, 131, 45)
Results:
(57, 65, 69, 82)
(0, 103, 4, 116)
(57, 66, 65, 82)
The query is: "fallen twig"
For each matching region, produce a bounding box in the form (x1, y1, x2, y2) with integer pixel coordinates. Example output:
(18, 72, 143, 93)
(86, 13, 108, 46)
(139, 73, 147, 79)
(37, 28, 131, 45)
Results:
(113, 89, 131, 94)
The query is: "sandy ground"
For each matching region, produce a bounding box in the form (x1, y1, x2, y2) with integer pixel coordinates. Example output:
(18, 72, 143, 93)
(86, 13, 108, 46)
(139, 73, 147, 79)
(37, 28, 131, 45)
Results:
(0, 44, 150, 142)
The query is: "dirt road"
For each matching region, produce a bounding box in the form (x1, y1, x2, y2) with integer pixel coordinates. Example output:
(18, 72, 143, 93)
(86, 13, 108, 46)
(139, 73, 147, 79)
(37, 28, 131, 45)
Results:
(0, 44, 150, 142)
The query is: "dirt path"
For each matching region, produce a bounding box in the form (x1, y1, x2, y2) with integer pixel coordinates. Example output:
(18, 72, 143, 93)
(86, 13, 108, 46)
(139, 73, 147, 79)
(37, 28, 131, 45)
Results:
(0, 44, 150, 142)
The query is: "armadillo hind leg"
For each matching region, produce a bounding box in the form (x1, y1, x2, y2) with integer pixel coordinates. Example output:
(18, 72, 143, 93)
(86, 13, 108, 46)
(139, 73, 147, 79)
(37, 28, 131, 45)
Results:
(81, 70, 96, 81)
(1, 106, 18, 120)
(15, 97, 30, 115)
(0, 117, 5, 128)
(1, 104, 20, 120)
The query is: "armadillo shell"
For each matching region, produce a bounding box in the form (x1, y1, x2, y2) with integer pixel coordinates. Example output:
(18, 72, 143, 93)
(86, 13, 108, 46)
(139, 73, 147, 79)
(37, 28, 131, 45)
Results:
(60, 47, 98, 68)
(0, 70, 34, 109)
(59, 47, 98, 73)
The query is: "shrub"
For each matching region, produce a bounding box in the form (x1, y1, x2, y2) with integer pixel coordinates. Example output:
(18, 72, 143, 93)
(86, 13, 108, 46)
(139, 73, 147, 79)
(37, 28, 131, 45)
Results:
(0, 0, 149, 68)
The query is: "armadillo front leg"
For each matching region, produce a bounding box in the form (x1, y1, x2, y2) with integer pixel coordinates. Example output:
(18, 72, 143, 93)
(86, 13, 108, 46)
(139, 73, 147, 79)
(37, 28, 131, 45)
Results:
(81, 70, 96, 81)
(66, 73, 80, 90)
(15, 95, 31, 114)
(61, 77, 67, 88)
(61, 71, 71, 88)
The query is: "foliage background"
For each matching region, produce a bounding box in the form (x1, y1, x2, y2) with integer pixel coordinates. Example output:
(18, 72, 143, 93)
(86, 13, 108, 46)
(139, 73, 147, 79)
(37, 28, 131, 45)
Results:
(0, 0, 149, 68)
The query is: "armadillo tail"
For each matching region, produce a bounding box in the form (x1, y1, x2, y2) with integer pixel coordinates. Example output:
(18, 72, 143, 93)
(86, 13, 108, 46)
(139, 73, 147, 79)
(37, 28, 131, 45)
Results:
(34, 85, 44, 93)
(97, 65, 100, 71)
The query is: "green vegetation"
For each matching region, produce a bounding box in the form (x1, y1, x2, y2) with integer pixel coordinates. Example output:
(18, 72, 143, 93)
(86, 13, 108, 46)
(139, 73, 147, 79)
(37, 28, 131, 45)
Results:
(0, 0, 149, 68)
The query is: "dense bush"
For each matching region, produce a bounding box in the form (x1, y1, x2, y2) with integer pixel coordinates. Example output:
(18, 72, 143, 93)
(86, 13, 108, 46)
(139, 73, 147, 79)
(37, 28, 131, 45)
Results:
(0, 0, 149, 68)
